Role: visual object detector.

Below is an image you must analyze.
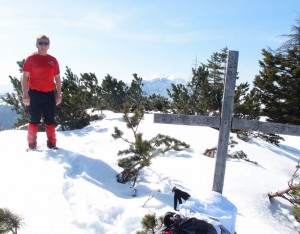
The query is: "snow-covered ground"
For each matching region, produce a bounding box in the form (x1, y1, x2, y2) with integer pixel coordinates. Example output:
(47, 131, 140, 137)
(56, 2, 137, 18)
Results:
(0, 110, 299, 233)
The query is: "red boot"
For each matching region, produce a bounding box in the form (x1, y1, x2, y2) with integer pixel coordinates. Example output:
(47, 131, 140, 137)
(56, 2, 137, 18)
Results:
(45, 124, 57, 149)
(27, 123, 39, 149)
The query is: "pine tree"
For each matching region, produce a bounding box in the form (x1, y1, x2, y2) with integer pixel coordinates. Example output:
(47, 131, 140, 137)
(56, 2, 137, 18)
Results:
(188, 64, 212, 115)
(253, 17, 300, 125)
(0, 208, 23, 234)
(112, 103, 190, 185)
(137, 213, 163, 234)
(167, 83, 192, 114)
(79, 72, 102, 109)
(167, 48, 244, 117)
(268, 159, 300, 222)
(254, 48, 300, 124)
(2, 60, 29, 127)
(144, 94, 170, 112)
(100, 74, 128, 112)
(127, 73, 147, 110)
(233, 82, 261, 120)
(279, 16, 300, 52)
(206, 47, 228, 113)
(56, 67, 95, 130)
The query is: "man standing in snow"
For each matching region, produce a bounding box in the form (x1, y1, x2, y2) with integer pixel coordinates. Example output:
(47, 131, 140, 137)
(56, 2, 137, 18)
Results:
(172, 186, 191, 211)
(21, 35, 62, 150)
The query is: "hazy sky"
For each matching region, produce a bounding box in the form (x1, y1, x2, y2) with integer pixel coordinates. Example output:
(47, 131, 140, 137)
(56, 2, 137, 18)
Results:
(0, 0, 299, 92)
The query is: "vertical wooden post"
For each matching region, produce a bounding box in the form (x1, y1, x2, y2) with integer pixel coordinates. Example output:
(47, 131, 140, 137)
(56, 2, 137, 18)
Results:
(212, 51, 239, 194)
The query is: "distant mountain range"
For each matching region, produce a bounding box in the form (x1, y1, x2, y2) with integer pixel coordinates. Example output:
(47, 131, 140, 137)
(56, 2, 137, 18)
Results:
(141, 77, 186, 97)
(0, 103, 18, 130)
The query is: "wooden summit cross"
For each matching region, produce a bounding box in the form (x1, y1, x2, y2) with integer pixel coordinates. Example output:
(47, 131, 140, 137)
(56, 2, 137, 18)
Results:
(154, 50, 300, 194)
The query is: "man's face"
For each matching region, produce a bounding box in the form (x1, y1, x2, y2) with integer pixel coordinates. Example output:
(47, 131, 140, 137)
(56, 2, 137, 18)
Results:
(36, 39, 50, 53)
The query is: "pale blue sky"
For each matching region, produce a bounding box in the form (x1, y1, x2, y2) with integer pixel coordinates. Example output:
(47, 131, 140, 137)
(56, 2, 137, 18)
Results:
(0, 0, 299, 92)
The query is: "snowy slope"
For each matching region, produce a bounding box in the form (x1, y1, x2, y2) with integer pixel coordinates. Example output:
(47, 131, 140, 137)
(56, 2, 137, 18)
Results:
(0, 111, 299, 233)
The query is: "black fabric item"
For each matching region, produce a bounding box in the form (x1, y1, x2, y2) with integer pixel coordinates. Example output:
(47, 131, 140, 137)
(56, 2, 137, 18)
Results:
(163, 212, 180, 228)
(162, 212, 217, 234)
(173, 188, 191, 210)
(28, 89, 56, 125)
(171, 217, 217, 234)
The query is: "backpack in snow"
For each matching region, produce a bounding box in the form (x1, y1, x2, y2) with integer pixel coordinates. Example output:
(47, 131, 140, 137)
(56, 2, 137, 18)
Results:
(163, 212, 182, 228)
(162, 212, 217, 234)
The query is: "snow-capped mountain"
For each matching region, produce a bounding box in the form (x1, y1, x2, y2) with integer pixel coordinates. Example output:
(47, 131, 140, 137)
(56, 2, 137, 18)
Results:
(142, 77, 186, 97)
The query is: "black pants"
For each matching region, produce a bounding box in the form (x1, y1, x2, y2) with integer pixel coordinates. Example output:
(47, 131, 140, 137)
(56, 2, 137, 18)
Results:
(28, 89, 56, 125)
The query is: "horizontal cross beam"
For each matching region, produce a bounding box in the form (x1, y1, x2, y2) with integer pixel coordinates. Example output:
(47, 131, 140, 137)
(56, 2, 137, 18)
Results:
(154, 113, 220, 128)
(154, 113, 300, 136)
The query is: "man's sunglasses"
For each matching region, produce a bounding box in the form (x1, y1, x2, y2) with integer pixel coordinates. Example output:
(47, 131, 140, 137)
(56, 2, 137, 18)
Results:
(37, 42, 49, 45)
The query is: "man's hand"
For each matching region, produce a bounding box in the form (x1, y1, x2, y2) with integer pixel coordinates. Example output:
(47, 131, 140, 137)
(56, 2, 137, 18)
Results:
(56, 96, 62, 105)
(22, 95, 30, 106)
